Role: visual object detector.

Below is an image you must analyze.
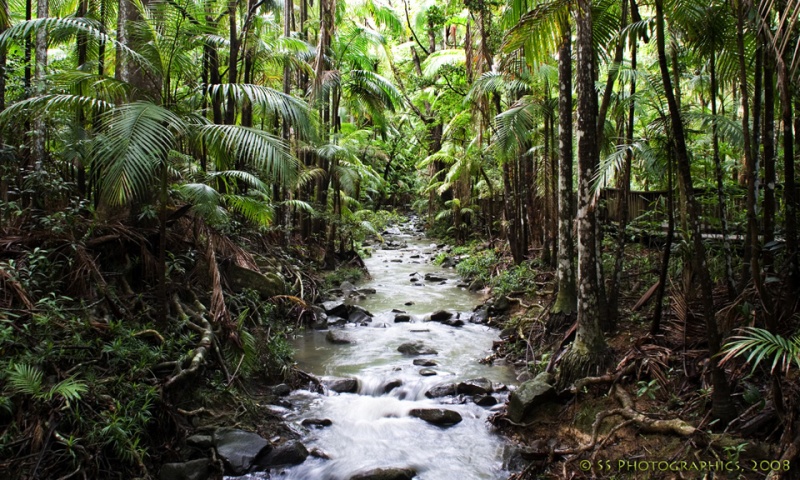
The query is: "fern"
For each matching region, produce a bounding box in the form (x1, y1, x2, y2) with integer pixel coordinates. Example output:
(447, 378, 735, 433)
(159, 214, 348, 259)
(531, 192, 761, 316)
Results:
(719, 327, 800, 375)
(7, 364, 44, 398)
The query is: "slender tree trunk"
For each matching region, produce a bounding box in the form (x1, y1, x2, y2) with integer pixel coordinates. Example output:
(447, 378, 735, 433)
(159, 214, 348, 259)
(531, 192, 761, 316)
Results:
(763, 50, 776, 269)
(553, 27, 576, 318)
(609, 24, 634, 326)
(225, 0, 240, 125)
(32, 0, 47, 172)
(655, 0, 736, 425)
(652, 138, 674, 335)
(558, 0, 609, 388)
(710, 51, 736, 298)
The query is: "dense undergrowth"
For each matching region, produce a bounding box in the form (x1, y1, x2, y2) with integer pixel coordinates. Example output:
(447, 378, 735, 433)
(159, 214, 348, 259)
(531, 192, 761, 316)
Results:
(0, 200, 370, 479)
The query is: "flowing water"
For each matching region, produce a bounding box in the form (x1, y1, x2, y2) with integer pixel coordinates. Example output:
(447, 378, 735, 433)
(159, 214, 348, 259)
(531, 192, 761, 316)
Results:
(244, 222, 517, 480)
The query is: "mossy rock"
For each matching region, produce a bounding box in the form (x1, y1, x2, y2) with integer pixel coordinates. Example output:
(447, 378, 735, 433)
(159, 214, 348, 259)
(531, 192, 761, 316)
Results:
(225, 263, 285, 298)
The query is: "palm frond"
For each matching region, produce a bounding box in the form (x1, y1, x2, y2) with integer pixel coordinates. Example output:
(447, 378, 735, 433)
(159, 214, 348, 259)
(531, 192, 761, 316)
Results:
(719, 327, 800, 375)
(422, 49, 466, 77)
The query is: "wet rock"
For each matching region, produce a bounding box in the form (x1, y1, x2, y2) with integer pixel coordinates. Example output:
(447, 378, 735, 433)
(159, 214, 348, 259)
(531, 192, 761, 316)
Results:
(490, 296, 511, 314)
(382, 379, 403, 393)
(409, 278, 419, 283)
(323, 377, 359, 393)
(473, 394, 498, 407)
(186, 434, 213, 449)
(409, 408, 462, 427)
(419, 368, 437, 376)
(468, 279, 485, 291)
(253, 441, 308, 469)
(425, 383, 456, 398)
(404, 301, 414, 306)
(327, 315, 347, 327)
(301, 418, 332, 428)
(457, 378, 493, 395)
(428, 310, 453, 322)
(358, 288, 377, 295)
(394, 314, 411, 323)
(440, 257, 454, 268)
(397, 342, 438, 355)
(309, 447, 331, 459)
(413, 359, 437, 367)
(469, 306, 489, 324)
(349, 310, 372, 324)
(424, 274, 446, 282)
(159, 458, 212, 480)
(322, 301, 350, 318)
(213, 428, 270, 475)
(410, 254, 421, 259)
(391, 309, 406, 313)
(349, 467, 417, 480)
(225, 264, 285, 298)
(390, 259, 403, 263)
(340, 281, 356, 292)
(507, 373, 556, 423)
(272, 384, 291, 396)
(326, 330, 355, 345)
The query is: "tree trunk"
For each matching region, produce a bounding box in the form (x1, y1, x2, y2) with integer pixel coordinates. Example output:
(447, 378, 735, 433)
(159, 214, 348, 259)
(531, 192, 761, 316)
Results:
(655, 0, 736, 425)
(710, 51, 736, 298)
(225, 0, 239, 124)
(763, 49, 775, 270)
(609, 23, 634, 326)
(558, 0, 609, 389)
(33, 0, 47, 171)
(117, 0, 160, 101)
(553, 27, 576, 318)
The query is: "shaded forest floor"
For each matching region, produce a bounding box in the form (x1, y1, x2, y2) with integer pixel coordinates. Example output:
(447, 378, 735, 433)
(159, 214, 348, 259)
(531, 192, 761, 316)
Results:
(477, 239, 799, 480)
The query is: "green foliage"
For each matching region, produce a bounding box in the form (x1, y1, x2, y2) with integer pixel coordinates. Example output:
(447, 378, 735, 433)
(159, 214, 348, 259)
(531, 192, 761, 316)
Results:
(491, 262, 538, 297)
(456, 248, 497, 284)
(636, 379, 661, 400)
(719, 327, 800, 375)
(322, 267, 366, 290)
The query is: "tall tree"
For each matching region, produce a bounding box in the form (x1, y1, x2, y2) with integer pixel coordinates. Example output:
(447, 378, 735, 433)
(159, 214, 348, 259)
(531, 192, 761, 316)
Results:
(654, 0, 736, 424)
(558, 0, 609, 387)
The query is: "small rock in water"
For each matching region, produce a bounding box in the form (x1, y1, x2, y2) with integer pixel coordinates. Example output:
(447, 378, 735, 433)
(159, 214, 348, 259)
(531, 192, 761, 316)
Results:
(213, 428, 270, 475)
(382, 379, 403, 393)
(391, 309, 406, 313)
(349, 467, 417, 480)
(429, 310, 453, 322)
(413, 359, 437, 367)
(390, 259, 403, 263)
(425, 383, 456, 398)
(404, 301, 414, 306)
(301, 418, 332, 428)
(419, 368, 437, 376)
(272, 384, 291, 396)
(410, 278, 419, 283)
(473, 394, 498, 407)
(309, 447, 331, 460)
(424, 274, 446, 282)
(394, 314, 411, 323)
(456, 378, 493, 395)
(397, 341, 437, 355)
(409, 408, 462, 427)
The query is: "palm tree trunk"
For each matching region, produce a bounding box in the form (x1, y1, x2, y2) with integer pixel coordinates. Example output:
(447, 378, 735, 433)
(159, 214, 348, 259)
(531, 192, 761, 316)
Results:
(655, 0, 736, 425)
(651, 138, 674, 335)
(225, 0, 239, 125)
(32, 0, 47, 171)
(558, 0, 608, 388)
(553, 27, 576, 318)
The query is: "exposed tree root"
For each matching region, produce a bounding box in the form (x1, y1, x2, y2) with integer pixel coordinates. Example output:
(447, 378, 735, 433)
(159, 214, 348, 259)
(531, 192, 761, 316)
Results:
(164, 294, 214, 389)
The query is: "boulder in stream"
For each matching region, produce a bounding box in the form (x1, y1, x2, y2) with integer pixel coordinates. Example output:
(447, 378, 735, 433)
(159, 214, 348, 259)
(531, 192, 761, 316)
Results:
(349, 467, 417, 480)
(507, 373, 556, 423)
(323, 377, 359, 393)
(413, 359, 437, 367)
(212, 428, 270, 475)
(394, 314, 411, 323)
(456, 378, 493, 395)
(252, 441, 309, 469)
(409, 408, 462, 427)
(428, 310, 453, 322)
(301, 418, 332, 428)
(419, 368, 437, 376)
(159, 458, 212, 480)
(326, 329, 355, 344)
(425, 383, 456, 398)
(397, 341, 438, 355)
